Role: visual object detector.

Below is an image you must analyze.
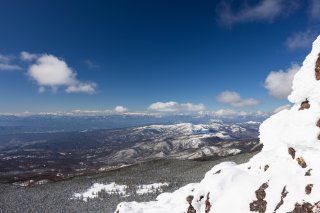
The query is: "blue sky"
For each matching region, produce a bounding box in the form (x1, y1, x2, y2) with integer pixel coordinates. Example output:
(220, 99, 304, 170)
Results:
(0, 0, 319, 115)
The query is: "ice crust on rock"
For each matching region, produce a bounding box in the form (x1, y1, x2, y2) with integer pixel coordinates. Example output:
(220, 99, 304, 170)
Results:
(115, 36, 320, 213)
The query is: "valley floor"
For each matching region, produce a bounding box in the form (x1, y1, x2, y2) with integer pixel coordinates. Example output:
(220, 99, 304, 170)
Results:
(0, 152, 257, 213)
(0, 153, 256, 213)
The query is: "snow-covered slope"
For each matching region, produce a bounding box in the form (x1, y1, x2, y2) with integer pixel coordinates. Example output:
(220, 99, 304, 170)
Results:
(107, 121, 259, 162)
(115, 37, 320, 213)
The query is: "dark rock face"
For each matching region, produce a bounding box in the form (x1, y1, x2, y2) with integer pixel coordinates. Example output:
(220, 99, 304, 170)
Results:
(287, 201, 320, 213)
(214, 170, 221, 174)
(275, 188, 288, 211)
(305, 184, 313, 195)
(289, 202, 313, 213)
(264, 165, 269, 171)
(297, 157, 307, 168)
(305, 169, 312, 176)
(299, 99, 310, 110)
(205, 193, 211, 213)
(250, 182, 268, 213)
(250, 200, 267, 213)
(313, 202, 320, 212)
(187, 205, 196, 213)
(274, 186, 288, 212)
(186, 195, 196, 213)
(186, 195, 194, 204)
(315, 53, 320, 80)
(288, 147, 296, 159)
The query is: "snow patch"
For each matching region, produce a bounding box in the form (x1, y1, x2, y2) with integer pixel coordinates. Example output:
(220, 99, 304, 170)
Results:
(73, 182, 128, 201)
(136, 183, 169, 195)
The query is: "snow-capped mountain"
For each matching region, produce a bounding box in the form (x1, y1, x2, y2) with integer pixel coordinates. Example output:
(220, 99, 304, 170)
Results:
(106, 121, 259, 163)
(115, 37, 320, 213)
(0, 120, 259, 186)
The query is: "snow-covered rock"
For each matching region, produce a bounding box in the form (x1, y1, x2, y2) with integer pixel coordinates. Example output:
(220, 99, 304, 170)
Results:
(115, 36, 320, 213)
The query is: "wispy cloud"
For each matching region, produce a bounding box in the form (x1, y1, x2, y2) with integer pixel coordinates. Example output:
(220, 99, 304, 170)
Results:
(148, 101, 205, 113)
(216, 91, 260, 107)
(23, 51, 97, 94)
(211, 109, 268, 117)
(0, 108, 270, 118)
(84, 60, 99, 69)
(20, 51, 38, 61)
(285, 30, 317, 50)
(217, 0, 300, 26)
(0, 54, 22, 71)
(264, 64, 300, 99)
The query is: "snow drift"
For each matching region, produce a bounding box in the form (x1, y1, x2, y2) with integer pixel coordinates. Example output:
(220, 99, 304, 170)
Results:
(115, 37, 320, 213)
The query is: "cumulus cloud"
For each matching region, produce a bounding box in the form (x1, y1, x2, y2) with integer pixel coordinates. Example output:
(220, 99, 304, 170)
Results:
(114, 106, 128, 113)
(24, 52, 97, 94)
(286, 30, 316, 50)
(264, 64, 300, 99)
(218, 0, 299, 26)
(148, 101, 205, 113)
(0, 54, 22, 71)
(216, 91, 260, 107)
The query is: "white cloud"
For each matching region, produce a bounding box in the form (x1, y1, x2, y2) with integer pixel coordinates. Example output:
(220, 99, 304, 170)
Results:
(148, 101, 205, 113)
(285, 31, 316, 50)
(25, 52, 97, 94)
(218, 0, 299, 26)
(211, 109, 268, 117)
(264, 64, 300, 99)
(20, 51, 38, 61)
(114, 106, 128, 113)
(216, 91, 260, 107)
(28, 54, 76, 86)
(70, 109, 112, 116)
(0, 54, 22, 71)
(0, 64, 22, 71)
(212, 109, 238, 117)
(84, 60, 99, 69)
(273, 104, 291, 113)
(0, 54, 11, 64)
(65, 82, 96, 94)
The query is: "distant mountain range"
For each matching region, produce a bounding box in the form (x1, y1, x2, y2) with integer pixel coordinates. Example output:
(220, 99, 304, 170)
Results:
(0, 120, 261, 186)
(0, 113, 268, 134)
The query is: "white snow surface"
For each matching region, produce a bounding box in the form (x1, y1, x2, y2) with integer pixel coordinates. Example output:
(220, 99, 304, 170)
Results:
(74, 182, 128, 201)
(73, 182, 170, 201)
(115, 36, 320, 213)
(136, 183, 169, 195)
